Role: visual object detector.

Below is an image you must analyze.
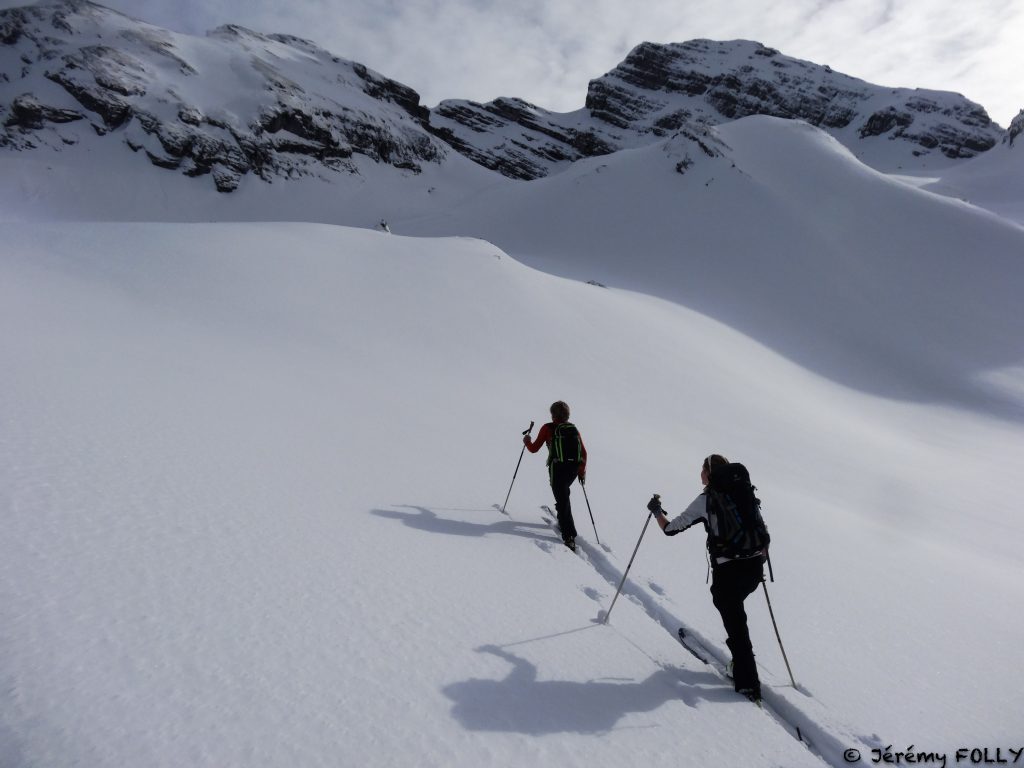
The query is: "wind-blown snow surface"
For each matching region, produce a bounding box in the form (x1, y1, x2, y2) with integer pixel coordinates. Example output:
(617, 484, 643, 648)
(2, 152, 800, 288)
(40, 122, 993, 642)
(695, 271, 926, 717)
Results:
(2, 223, 1023, 767)
(401, 116, 1024, 418)
(922, 125, 1024, 226)
(5, 115, 1023, 420)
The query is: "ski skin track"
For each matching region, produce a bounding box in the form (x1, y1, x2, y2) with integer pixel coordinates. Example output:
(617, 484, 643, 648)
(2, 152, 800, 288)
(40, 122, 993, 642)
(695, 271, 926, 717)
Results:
(499, 502, 868, 768)
(534, 505, 826, 761)
(532, 505, 817, 752)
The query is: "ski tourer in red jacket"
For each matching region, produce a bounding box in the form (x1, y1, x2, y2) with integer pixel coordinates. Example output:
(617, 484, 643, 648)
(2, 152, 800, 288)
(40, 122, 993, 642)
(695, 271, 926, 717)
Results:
(523, 400, 587, 550)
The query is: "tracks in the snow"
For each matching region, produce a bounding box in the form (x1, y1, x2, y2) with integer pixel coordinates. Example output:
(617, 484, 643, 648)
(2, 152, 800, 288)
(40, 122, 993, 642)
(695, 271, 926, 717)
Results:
(497, 502, 870, 768)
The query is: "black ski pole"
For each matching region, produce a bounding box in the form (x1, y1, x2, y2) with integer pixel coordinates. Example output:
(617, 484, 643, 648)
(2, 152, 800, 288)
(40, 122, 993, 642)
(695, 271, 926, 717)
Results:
(603, 496, 656, 624)
(761, 579, 797, 688)
(581, 482, 600, 546)
(501, 421, 534, 515)
(766, 550, 775, 582)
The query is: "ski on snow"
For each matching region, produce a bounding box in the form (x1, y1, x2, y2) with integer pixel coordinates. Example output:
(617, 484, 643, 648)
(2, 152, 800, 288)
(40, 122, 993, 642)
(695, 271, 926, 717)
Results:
(504, 502, 817, 754)
(676, 627, 711, 665)
(540, 505, 581, 554)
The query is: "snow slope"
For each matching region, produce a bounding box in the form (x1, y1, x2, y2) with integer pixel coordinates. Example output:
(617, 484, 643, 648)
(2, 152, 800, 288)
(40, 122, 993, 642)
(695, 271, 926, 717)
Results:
(0, 133, 507, 226)
(2, 222, 1022, 767)
(2, 4, 1001, 187)
(5, 114, 1020, 420)
(0, 1, 462, 190)
(400, 116, 1024, 420)
(431, 38, 1001, 179)
(921, 112, 1024, 226)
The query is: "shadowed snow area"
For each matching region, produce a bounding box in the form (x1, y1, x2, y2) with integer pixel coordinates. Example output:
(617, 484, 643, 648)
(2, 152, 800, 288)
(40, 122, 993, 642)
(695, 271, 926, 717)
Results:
(4, 116, 1021, 418)
(2, 9, 1022, 766)
(922, 124, 1024, 226)
(401, 116, 1024, 418)
(1, 222, 1021, 767)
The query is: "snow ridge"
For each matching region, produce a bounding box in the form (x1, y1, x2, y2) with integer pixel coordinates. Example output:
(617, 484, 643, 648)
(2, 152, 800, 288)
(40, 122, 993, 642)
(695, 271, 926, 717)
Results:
(0, 0, 445, 190)
(0, 1, 1006, 191)
(432, 39, 1003, 178)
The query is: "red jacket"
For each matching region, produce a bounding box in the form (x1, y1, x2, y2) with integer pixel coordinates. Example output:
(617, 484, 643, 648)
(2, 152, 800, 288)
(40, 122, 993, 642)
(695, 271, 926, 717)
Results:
(524, 421, 587, 474)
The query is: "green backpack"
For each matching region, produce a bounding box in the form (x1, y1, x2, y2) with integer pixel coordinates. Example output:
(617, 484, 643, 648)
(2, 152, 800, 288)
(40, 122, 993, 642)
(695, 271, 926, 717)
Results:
(548, 422, 582, 465)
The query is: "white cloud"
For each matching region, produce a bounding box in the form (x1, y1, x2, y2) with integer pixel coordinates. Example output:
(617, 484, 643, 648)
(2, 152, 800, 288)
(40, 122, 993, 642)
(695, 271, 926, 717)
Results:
(1, 0, 1021, 124)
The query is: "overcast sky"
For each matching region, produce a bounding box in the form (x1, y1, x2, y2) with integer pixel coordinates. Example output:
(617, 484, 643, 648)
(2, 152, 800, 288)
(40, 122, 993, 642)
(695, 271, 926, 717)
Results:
(7, 0, 1023, 125)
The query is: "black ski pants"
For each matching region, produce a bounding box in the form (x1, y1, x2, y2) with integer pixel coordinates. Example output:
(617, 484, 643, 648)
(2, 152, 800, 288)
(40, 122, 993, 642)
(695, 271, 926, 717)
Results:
(710, 556, 764, 694)
(549, 461, 579, 541)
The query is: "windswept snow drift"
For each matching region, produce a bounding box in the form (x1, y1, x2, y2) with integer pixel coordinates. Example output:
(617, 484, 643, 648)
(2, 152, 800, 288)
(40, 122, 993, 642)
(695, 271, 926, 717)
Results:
(4, 116, 1022, 419)
(401, 116, 1024, 417)
(923, 127, 1024, 226)
(2, 9, 1021, 765)
(2, 222, 1022, 767)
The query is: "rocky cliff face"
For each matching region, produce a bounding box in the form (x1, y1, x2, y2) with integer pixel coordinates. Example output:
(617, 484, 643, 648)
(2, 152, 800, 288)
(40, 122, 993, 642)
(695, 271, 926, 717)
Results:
(0, 3, 1008, 189)
(0, 1, 446, 191)
(434, 40, 1002, 179)
(427, 97, 616, 180)
(1007, 110, 1024, 147)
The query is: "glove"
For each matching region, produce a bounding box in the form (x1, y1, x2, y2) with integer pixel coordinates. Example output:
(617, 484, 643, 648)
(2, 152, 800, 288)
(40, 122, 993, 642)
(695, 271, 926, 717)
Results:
(578, 469, 586, 485)
(647, 494, 663, 515)
(522, 434, 531, 446)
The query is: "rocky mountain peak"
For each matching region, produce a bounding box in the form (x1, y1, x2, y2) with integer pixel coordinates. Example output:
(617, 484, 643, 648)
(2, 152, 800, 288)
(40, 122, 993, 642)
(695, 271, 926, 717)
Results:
(429, 39, 1002, 180)
(0, 3, 1010, 190)
(2, 0, 128, 41)
(588, 39, 999, 160)
(1008, 109, 1024, 147)
(1, 0, 446, 190)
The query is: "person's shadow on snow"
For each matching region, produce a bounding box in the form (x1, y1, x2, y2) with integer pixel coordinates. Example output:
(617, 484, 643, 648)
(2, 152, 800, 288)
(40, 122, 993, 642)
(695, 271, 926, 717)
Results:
(442, 645, 731, 735)
(370, 506, 554, 544)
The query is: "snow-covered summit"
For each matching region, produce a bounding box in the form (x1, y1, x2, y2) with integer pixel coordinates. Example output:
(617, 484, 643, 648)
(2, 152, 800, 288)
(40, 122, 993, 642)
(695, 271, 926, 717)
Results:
(433, 39, 1003, 178)
(0, 0, 447, 190)
(1, 3, 1008, 190)
(2, 8, 1023, 766)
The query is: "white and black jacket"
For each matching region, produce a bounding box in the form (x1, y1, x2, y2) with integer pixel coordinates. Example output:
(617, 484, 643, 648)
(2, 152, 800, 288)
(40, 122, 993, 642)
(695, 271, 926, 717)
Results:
(662, 492, 766, 566)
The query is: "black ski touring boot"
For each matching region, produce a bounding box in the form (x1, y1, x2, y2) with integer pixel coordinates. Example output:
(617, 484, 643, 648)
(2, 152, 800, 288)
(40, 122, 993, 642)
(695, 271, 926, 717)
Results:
(737, 687, 762, 706)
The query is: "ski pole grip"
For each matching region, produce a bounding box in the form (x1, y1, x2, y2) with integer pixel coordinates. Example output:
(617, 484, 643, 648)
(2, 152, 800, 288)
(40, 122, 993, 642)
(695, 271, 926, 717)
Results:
(522, 420, 534, 436)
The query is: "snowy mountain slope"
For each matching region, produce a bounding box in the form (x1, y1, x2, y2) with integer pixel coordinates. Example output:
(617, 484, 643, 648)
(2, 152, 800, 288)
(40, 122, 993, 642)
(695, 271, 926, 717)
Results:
(0, 0, 470, 191)
(4, 110, 1019, 417)
(4, 81, 1018, 417)
(920, 108, 1024, 225)
(400, 116, 1024, 419)
(432, 39, 1002, 178)
(2, 222, 1023, 767)
(0, 131, 507, 225)
(0, 2, 1005, 193)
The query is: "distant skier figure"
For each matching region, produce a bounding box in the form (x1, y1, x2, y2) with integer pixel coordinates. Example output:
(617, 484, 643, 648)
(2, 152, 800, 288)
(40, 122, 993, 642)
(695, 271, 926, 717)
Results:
(523, 401, 587, 551)
(648, 454, 770, 703)
(378, 218, 391, 233)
